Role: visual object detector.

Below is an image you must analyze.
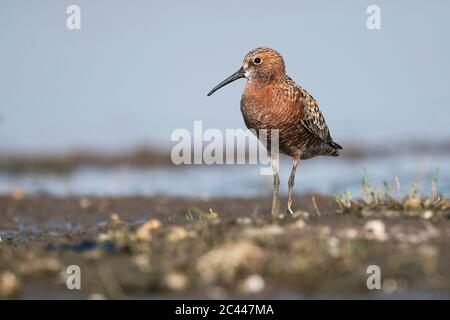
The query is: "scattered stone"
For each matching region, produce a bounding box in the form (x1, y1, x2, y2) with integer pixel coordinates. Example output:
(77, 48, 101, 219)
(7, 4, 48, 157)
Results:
(327, 237, 340, 257)
(293, 219, 306, 229)
(208, 208, 219, 220)
(164, 273, 188, 291)
(19, 258, 62, 276)
(167, 226, 189, 242)
(197, 240, 264, 283)
(296, 219, 306, 228)
(364, 219, 388, 241)
(404, 197, 422, 209)
(319, 226, 331, 237)
(97, 232, 111, 242)
(422, 210, 433, 220)
(110, 212, 122, 224)
(382, 278, 407, 293)
(132, 254, 151, 272)
(241, 274, 265, 293)
(136, 219, 162, 241)
(340, 228, 358, 239)
(0, 271, 21, 297)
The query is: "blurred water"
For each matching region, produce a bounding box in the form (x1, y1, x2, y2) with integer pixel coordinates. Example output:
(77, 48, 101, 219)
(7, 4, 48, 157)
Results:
(1, 153, 449, 198)
(1, 1, 450, 198)
(1, 1, 450, 153)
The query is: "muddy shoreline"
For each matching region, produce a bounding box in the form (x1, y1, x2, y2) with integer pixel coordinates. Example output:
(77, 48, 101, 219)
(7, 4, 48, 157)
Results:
(1, 194, 449, 299)
(2, 140, 450, 174)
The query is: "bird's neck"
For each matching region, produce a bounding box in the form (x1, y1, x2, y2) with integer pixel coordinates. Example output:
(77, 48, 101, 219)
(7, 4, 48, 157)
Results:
(243, 79, 284, 114)
(244, 76, 286, 97)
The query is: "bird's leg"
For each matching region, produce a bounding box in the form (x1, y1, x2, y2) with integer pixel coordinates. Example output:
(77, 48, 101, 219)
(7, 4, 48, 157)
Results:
(271, 157, 281, 217)
(287, 157, 300, 215)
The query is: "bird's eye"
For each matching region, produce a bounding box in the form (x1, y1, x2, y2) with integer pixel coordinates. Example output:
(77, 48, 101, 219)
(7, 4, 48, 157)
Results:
(253, 57, 262, 64)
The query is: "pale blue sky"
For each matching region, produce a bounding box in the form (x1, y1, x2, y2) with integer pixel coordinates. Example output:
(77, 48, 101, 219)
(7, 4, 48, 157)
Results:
(1, 0, 449, 152)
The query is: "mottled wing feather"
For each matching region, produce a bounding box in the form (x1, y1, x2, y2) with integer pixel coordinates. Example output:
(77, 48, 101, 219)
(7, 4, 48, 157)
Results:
(301, 101, 332, 142)
(285, 75, 342, 149)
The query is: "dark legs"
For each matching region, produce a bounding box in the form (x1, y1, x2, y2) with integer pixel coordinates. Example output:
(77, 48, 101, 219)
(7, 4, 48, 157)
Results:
(271, 157, 281, 217)
(287, 156, 300, 215)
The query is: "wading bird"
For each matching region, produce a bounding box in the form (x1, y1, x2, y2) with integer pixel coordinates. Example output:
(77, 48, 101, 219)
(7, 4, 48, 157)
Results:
(207, 48, 342, 216)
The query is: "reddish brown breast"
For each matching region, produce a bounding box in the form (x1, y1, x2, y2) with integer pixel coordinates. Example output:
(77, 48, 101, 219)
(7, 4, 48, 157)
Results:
(240, 79, 315, 156)
(241, 80, 303, 129)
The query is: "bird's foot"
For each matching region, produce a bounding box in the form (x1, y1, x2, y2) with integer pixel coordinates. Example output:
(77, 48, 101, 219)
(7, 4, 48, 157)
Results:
(287, 206, 294, 215)
(287, 200, 294, 215)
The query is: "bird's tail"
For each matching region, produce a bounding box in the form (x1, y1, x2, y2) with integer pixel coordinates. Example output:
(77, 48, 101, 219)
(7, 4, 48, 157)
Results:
(331, 141, 343, 150)
(325, 141, 342, 157)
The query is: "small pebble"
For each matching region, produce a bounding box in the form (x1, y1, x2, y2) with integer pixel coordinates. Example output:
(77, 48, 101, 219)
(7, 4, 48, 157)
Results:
(404, 197, 421, 209)
(382, 278, 400, 293)
(167, 226, 189, 242)
(208, 208, 219, 219)
(294, 219, 306, 229)
(89, 293, 107, 300)
(327, 237, 340, 257)
(132, 254, 151, 272)
(342, 228, 358, 239)
(423, 210, 433, 220)
(0, 271, 20, 298)
(136, 219, 162, 241)
(364, 220, 388, 241)
(242, 274, 265, 293)
(110, 212, 122, 223)
(165, 273, 188, 291)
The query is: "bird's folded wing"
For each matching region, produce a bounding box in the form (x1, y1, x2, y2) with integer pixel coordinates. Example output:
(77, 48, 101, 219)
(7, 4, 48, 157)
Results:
(300, 97, 334, 145)
(284, 75, 341, 149)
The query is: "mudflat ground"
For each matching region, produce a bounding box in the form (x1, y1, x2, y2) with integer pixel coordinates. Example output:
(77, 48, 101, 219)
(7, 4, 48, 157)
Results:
(1, 194, 449, 299)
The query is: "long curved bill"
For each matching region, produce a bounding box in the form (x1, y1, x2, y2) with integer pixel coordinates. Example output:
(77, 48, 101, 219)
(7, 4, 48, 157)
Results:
(207, 67, 245, 96)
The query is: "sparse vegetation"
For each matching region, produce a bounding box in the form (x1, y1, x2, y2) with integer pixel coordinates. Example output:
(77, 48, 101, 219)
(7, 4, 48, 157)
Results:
(335, 173, 449, 218)
(0, 175, 449, 299)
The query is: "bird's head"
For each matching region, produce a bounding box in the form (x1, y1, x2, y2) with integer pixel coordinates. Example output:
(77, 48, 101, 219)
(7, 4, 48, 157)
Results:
(207, 47, 286, 96)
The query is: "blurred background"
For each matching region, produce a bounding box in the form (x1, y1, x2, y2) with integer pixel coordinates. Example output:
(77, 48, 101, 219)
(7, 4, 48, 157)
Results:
(1, 0, 449, 197)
